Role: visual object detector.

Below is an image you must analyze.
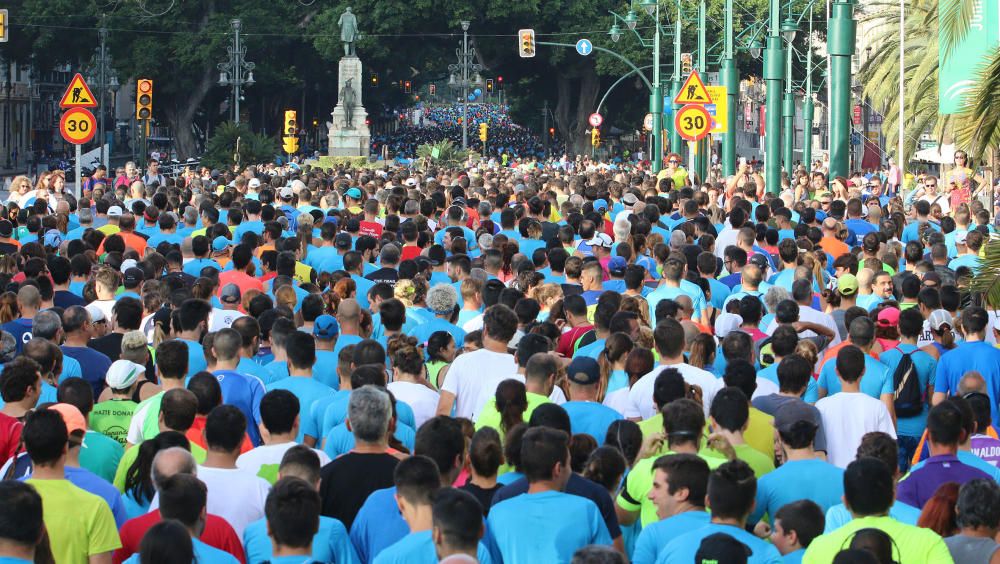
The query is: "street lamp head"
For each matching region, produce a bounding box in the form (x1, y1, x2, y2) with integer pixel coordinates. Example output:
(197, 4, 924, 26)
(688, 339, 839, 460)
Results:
(639, 0, 657, 16)
(781, 17, 798, 43)
(219, 71, 229, 85)
(246, 71, 255, 85)
(109, 75, 120, 92)
(749, 39, 763, 60)
(461, 20, 470, 31)
(624, 10, 639, 30)
(608, 23, 622, 43)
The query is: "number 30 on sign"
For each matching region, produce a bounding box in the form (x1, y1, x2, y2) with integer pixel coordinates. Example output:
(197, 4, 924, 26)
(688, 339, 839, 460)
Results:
(60, 107, 97, 145)
(674, 104, 712, 142)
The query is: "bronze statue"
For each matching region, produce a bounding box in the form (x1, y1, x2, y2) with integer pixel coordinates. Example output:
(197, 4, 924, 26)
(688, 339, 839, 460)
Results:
(340, 78, 357, 128)
(338, 7, 359, 57)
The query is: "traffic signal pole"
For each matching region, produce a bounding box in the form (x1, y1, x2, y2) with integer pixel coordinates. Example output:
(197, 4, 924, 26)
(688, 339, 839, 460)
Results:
(695, 0, 707, 181)
(764, 0, 785, 194)
(720, 0, 737, 176)
(828, 0, 856, 179)
(650, 1, 663, 174)
(802, 8, 814, 170)
(670, 0, 682, 156)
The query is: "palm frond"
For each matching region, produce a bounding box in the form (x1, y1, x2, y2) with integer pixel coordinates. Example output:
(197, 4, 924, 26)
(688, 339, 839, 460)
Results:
(938, 0, 978, 59)
(952, 48, 1000, 158)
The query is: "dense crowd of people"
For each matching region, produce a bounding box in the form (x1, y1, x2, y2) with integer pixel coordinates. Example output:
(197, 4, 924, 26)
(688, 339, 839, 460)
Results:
(371, 104, 548, 160)
(0, 146, 995, 564)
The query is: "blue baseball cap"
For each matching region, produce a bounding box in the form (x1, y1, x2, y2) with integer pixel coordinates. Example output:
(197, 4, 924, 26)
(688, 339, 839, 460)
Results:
(593, 199, 609, 213)
(608, 256, 627, 276)
(212, 236, 230, 252)
(43, 229, 63, 249)
(346, 187, 363, 200)
(313, 315, 340, 339)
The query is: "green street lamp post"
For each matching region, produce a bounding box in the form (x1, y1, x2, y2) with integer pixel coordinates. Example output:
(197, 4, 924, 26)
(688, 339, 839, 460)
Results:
(781, 15, 798, 174)
(763, 0, 786, 194)
(695, 0, 708, 181)
(720, 0, 738, 176)
(670, 0, 683, 156)
(802, 8, 815, 169)
(609, 0, 664, 173)
(828, 0, 856, 178)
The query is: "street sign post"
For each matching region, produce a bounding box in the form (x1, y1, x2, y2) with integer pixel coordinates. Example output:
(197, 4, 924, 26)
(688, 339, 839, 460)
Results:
(60, 107, 96, 201)
(674, 70, 713, 105)
(705, 85, 729, 134)
(674, 105, 712, 142)
(59, 73, 98, 109)
(588, 112, 603, 128)
(575, 39, 593, 56)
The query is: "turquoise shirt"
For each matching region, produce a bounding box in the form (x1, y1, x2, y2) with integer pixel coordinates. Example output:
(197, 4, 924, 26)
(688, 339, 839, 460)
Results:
(373, 530, 493, 564)
(242, 515, 360, 564)
(632, 510, 710, 564)
(655, 522, 782, 564)
(266, 376, 334, 443)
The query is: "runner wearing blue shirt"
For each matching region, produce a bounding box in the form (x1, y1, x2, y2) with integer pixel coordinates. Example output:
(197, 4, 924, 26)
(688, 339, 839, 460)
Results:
(932, 306, 1000, 428)
(242, 445, 359, 564)
(654, 460, 782, 564)
(632, 454, 712, 564)
(260, 476, 327, 564)
(484, 427, 613, 563)
(212, 330, 267, 446)
(265, 333, 333, 444)
(408, 285, 466, 348)
(561, 357, 622, 445)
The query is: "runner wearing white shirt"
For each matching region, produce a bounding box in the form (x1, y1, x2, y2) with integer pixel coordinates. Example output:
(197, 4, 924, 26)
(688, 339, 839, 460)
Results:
(194, 405, 271, 536)
(437, 304, 519, 419)
(627, 318, 721, 419)
(815, 346, 896, 468)
(387, 342, 441, 428)
(236, 389, 330, 484)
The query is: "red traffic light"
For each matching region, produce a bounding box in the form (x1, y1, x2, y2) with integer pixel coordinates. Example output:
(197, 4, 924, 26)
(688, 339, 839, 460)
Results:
(497, 76, 503, 82)
(549, 128, 555, 136)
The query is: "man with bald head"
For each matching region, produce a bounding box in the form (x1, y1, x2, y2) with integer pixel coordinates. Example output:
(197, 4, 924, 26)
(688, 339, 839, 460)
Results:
(820, 217, 849, 259)
(334, 299, 364, 357)
(113, 445, 247, 563)
(3, 285, 41, 352)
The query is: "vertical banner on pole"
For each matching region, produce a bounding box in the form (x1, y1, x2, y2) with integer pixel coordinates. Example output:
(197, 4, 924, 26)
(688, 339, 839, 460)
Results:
(938, 0, 1000, 114)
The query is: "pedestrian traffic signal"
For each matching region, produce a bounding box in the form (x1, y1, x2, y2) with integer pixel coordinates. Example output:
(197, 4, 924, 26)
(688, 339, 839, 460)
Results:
(549, 127, 555, 137)
(284, 110, 297, 136)
(497, 76, 504, 90)
(404, 80, 412, 93)
(429, 84, 436, 96)
(486, 79, 494, 93)
(282, 136, 298, 154)
(371, 72, 378, 87)
(135, 79, 153, 120)
(479, 123, 488, 142)
(518, 29, 536, 58)
(0, 10, 8, 43)
(591, 129, 600, 147)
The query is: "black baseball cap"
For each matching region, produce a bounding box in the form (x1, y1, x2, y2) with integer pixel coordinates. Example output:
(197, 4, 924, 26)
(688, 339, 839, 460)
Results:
(566, 357, 600, 386)
(335, 233, 353, 250)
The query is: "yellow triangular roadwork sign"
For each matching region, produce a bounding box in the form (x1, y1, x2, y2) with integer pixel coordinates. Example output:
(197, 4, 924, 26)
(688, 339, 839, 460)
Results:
(675, 70, 713, 105)
(59, 73, 98, 109)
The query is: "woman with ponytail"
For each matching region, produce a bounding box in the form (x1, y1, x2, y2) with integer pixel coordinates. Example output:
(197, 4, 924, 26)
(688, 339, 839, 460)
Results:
(597, 333, 634, 402)
(478, 379, 528, 436)
(388, 342, 439, 428)
(425, 331, 456, 390)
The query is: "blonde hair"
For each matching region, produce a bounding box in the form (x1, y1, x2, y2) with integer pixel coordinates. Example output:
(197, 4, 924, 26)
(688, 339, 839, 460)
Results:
(275, 285, 298, 311)
(121, 330, 150, 364)
(394, 279, 417, 307)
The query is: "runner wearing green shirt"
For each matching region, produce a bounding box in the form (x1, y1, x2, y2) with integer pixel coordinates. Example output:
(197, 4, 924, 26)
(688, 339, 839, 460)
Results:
(114, 389, 206, 491)
(803, 458, 953, 564)
(475, 352, 557, 433)
(617, 398, 727, 527)
(90, 359, 144, 447)
(126, 340, 189, 446)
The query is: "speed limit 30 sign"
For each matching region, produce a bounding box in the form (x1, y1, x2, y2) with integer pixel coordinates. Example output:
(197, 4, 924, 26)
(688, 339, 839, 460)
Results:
(60, 107, 97, 145)
(674, 104, 712, 142)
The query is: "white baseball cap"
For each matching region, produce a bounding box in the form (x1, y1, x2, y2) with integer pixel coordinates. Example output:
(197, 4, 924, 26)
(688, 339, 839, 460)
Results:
(85, 304, 106, 323)
(248, 178, 261, 189)
(107, 206, 123, 217)
(585, 233, 613, 248)
(106, 360, 145, 390)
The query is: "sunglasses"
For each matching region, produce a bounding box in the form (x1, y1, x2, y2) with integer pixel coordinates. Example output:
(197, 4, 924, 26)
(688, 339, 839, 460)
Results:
(924, 183, 936, 188)
(669, 160, 680, 164)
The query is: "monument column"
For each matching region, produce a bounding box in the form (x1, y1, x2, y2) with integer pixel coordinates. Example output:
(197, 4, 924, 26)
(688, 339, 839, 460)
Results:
(328, 7, 371, 157)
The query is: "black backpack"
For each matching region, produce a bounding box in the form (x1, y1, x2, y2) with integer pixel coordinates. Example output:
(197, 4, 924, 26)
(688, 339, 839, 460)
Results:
(892, 351, 923, 417)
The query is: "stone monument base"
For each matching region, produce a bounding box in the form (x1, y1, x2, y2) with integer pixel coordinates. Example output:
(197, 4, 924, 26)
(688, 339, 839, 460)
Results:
(328, 55, 371, 157)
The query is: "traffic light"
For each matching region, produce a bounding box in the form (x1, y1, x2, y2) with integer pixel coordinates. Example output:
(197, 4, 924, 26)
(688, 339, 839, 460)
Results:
(370, 72, 378, 87)
(479, 123, 488, 142)
(518, 29, 536, 58)
(486, 79, 494, 93)
(549, 127, 555, 137)
(591, 128, 600, 147)
(429, 84, 436, 96)
(497, 76, 503, 90)
(135, 79, 153, 120)
(282, 110, 298, 154)
(404, 80, 412, 93)
(0, 9, 8, 43)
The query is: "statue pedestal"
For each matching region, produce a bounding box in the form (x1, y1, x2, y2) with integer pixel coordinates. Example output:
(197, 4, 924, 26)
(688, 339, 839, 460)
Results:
(328, 56, 370, 157)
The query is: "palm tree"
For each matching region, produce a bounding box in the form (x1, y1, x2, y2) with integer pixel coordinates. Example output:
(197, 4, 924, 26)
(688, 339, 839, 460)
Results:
(858, 0, 1000, 162)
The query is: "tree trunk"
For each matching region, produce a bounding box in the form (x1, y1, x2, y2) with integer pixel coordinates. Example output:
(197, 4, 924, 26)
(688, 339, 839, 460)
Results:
(553, 62, 600, 156)
(166, 68, 215, 159)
